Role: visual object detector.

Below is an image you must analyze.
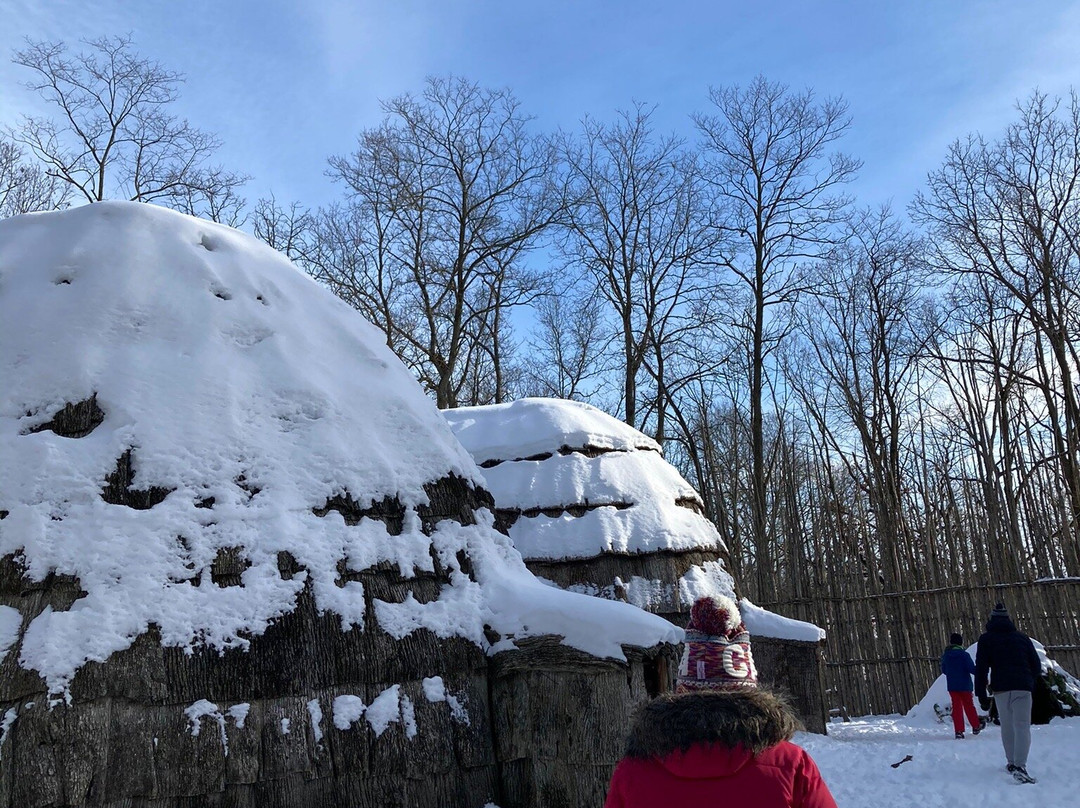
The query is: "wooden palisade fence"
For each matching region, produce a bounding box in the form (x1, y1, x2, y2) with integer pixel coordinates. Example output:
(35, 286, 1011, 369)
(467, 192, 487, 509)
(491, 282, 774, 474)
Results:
(763, 579, 1080, 718)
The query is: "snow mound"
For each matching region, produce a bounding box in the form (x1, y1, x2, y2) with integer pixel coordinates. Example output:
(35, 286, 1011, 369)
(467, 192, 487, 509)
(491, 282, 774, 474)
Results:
(446, 398, 744, 625)
(0, 202, 680, 693)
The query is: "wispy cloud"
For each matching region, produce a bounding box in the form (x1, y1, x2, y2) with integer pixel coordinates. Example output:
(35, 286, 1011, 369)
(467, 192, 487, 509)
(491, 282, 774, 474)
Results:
(0, 0, 131, 119)
(304, 1, 431, 89)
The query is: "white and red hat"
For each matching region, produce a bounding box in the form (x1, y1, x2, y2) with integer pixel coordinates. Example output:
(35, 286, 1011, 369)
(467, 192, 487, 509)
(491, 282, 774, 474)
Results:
(676, 595, 758, 692)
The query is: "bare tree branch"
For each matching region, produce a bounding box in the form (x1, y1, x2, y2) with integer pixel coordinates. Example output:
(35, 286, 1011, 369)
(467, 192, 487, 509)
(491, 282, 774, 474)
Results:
(8, 35, 248, 220)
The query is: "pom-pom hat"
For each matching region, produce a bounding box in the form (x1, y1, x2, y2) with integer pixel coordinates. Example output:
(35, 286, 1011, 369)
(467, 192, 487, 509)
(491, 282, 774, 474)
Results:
(676, 595, 758, 692)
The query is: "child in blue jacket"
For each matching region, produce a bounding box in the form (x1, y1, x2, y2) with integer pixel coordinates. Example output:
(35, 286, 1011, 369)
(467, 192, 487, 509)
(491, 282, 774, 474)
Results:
(942, 632, 981, 739)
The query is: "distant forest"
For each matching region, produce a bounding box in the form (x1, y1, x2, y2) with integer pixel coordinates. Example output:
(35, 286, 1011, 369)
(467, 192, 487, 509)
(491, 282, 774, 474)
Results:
(4, 35, 1080, 615)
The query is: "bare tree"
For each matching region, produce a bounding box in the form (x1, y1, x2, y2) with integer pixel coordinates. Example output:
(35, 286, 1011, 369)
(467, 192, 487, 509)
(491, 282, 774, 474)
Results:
(913, 90, 1080, 570)
(524, 288, 610, 400)
(559, 104, 722, 434)
(787, 208, 934, 591)
(923, 277, 1033, 581)
(252, 194, 315, 261)
(0, 138, 69, 216)
(171, 177, 248, 227)
(9, 36, 247, 219)
(459, 239, 549, 404)
(325, 76, 561, 408)
(694, 75, 860, 599)
(312, 129, 411, 360)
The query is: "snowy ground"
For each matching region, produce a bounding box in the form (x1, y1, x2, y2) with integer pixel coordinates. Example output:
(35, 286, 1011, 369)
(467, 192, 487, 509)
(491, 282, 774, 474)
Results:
(797, 715, 1080, 806)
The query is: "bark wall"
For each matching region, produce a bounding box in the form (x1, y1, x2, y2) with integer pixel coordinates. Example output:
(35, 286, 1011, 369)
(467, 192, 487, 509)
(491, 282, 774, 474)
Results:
(0, 404, 689, 808)
(0, 553, 682, 808)
(750, 637, 828, 734)
(535, 552, 830, 736)
(0, 561, 500, 808)
(488, 638, 679, 808)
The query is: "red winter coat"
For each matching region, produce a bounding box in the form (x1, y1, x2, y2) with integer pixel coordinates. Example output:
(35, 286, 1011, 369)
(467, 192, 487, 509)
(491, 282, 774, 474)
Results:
(604, 690, 837, 808)
(605, 739, 836, 808)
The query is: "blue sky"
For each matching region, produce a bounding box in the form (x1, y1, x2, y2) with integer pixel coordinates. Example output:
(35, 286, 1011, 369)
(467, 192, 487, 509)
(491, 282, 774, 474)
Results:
(2, 0, 1080, 214)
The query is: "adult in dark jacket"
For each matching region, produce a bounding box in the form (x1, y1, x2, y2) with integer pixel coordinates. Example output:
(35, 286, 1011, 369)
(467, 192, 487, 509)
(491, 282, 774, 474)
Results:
(604, 595, 837, 808)
(941, 632, 980, 738)
(975, 602, 1042, 783)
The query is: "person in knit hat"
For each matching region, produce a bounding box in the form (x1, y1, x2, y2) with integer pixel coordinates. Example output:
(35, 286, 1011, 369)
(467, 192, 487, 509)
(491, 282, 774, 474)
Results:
(604, 595, 837, 808)
(676, 593, 758, 691)
(975, 602, 1042, 784)
(941, 632, 981, 738)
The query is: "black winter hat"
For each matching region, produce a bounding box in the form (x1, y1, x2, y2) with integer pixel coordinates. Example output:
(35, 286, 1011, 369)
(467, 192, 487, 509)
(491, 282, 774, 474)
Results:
(950, 632, 963, 646)
(990, 602, 1009, 618)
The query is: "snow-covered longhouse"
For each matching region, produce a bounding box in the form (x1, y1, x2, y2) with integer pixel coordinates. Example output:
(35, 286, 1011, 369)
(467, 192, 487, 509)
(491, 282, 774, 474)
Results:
(0, 203, 682, 808)
(445, 398, 829, 732)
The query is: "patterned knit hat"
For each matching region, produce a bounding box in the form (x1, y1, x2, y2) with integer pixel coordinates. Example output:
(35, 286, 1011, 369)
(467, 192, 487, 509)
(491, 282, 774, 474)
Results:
(990, 602, 1009, 618)
(676, 595, 758, 692)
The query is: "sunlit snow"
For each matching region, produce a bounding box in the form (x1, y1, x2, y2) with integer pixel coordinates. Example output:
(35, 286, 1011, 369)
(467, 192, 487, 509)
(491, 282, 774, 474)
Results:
(0, 202, 680, 695)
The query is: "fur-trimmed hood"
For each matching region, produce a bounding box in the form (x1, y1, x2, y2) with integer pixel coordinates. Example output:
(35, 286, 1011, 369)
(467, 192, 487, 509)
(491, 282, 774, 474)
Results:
(609, 691, 835, 804)
(625, 689, 801, 760)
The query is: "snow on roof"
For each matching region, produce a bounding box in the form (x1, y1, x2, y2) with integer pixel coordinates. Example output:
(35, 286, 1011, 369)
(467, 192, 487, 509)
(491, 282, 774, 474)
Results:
(445, 399, 724, 561)
(478, 449, 700, 513)
(444, 397, 661, 465)
(508, 501, 717, 560)
(0, 203, 680, 693)
(740, 599, 826, 642)
(443, 400, 824, 640)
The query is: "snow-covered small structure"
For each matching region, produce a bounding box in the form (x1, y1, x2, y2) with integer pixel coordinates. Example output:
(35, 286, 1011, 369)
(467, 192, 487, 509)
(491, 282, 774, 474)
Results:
(0, 203, 680, 807)
(445, 398, 828, 732)
(445, 399, 736, 618)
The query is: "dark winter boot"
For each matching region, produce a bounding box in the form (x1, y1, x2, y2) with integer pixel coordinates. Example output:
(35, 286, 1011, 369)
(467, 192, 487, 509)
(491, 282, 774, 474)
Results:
(955, 731, 964, 739)
(1012, 766, 1037, 784)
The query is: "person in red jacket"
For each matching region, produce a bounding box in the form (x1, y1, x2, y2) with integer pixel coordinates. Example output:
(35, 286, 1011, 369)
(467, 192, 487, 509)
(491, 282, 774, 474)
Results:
(604, 595, 837, 808)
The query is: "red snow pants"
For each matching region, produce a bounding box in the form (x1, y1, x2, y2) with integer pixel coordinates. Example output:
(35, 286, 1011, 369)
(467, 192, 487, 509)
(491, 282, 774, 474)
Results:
(950, 691, 980, 734)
